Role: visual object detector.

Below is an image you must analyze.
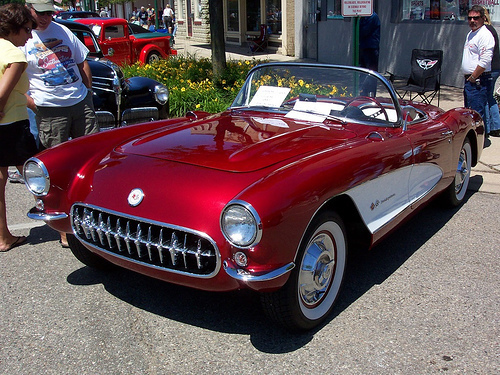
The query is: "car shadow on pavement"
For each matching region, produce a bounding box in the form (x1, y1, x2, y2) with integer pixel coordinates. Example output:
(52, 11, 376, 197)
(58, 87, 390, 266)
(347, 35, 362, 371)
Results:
(65, 191, 473, 354)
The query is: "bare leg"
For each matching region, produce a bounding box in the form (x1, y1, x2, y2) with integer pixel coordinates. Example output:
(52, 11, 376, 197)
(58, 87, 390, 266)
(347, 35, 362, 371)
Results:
(0, 166, 25, 251)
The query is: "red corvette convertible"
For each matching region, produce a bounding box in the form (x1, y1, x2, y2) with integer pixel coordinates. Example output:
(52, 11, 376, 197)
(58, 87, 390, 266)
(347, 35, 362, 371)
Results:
(24, 63, 484, 331)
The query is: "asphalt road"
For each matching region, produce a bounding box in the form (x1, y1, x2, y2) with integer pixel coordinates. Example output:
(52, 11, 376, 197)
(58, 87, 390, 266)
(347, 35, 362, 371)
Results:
(1, 180, 499, 374)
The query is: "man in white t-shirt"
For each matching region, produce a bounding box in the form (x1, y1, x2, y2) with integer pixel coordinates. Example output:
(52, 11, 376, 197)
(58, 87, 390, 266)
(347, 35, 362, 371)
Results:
(461, 5, 495, 122)
(23, 0, 99, 247)
(163, 4, 174, 34)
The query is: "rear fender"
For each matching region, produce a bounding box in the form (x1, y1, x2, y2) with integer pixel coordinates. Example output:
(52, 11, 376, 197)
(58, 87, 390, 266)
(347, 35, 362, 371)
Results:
(139, 44, 168, 64)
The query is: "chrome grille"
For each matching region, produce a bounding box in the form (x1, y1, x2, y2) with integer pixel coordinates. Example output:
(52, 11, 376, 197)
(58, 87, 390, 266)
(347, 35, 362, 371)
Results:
(71, 204, 219, 276)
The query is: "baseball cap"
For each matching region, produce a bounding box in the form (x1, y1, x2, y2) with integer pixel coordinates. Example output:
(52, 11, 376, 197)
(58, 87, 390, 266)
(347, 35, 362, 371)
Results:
(27, 0, 56, 12)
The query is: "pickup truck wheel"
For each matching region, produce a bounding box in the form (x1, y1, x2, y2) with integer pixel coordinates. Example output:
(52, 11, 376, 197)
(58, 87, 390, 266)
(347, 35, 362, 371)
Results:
(67, 234, 112, 270)
(147, 51, 161, 64)
(261, 211, 347, 331)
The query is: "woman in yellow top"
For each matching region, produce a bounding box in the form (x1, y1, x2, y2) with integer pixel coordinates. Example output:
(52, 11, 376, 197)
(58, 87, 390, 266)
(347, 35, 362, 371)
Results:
(0, 4, 38, 252)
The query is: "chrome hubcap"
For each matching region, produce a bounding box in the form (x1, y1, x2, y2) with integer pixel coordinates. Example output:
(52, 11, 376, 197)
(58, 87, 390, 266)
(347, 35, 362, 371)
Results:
(298, 232, 336, 307)
(455, 147, 469, 194)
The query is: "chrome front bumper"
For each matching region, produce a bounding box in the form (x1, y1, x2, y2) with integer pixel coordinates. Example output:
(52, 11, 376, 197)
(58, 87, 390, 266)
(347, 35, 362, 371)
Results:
(27, 207, 68, 221)
(223, 260, 295, 282)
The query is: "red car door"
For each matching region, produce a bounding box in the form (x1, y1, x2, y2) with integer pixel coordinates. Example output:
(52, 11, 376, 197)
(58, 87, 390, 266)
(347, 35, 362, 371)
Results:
(404, 118, 453, 204)
(99, 23, 132, 65)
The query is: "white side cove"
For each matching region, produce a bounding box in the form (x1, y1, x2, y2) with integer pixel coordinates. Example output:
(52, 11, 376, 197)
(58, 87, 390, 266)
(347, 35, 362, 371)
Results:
(346, 163, 443, 234)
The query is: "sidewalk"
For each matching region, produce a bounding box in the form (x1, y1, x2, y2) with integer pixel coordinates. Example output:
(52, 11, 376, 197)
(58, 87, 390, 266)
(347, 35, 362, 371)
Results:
(174, 39, 500, 194)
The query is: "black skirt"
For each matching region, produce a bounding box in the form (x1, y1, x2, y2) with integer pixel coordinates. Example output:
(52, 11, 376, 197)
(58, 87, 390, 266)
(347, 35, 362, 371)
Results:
(0, 119, 39, 167)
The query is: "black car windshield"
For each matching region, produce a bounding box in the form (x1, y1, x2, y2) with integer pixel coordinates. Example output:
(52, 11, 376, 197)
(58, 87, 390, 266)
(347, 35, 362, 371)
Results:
(231, 63, 401, 126)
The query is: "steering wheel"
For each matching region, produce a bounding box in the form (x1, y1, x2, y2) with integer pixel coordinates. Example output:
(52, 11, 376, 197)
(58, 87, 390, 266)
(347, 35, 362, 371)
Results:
(346, 96, 389, 122)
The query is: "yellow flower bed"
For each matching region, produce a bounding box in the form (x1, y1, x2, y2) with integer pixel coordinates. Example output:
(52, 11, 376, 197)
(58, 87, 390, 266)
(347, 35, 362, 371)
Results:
(121, 55, 262, 118)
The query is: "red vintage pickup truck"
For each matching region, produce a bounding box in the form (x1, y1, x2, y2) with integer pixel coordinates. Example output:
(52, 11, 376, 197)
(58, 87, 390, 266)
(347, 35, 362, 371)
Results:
(74, 17, 176, 65)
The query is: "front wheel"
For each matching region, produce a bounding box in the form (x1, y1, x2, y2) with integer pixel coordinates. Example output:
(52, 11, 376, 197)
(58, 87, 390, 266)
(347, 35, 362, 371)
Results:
(261, 212, 348, 331)
(67, 234, 112, 270)
(444, 138, 472, 207)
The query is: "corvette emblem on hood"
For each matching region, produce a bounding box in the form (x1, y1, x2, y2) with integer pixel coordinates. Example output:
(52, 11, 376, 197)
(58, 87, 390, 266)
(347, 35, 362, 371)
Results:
(128, 188, 144, 206)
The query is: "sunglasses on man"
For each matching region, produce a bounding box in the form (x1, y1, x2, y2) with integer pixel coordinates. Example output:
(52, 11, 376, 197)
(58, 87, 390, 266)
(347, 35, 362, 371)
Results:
(34, 10, 54, 16)
(468, 16, 482, 20)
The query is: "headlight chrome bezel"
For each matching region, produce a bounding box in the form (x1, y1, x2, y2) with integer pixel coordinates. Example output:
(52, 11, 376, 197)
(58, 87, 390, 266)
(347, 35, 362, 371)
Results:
(154, 84, 169, 105)
(23, 158, 50, 196)
(221, 200, 262, 249)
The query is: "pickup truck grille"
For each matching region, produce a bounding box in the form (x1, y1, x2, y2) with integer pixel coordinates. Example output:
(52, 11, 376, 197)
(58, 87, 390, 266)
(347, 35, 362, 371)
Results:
(71, 204, 220, 277)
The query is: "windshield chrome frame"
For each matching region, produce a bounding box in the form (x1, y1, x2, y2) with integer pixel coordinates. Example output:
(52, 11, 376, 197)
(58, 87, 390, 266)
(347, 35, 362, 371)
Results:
(229, 62, 404, 128)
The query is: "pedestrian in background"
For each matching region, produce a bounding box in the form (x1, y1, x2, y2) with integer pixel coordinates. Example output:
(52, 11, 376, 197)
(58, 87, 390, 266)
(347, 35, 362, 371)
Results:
(138, 6, 148, 26)
(163, 4, 174, 34)
(462, 5, 494, 124)
(22, 0, 99, 248)
(359, 12, 380, 96)
(0, 3, 38, 252)
(483, 7, 500, 137)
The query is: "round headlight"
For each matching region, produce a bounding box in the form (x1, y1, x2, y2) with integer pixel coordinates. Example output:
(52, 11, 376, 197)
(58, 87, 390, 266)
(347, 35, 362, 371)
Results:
(154, 84, 169, 105)
(23, 158, 50, 196)
(221, 201, 262, 248)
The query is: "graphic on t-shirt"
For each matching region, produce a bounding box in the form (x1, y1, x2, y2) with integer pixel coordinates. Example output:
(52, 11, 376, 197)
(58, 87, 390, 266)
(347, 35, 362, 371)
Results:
(28, 38, 79, 87)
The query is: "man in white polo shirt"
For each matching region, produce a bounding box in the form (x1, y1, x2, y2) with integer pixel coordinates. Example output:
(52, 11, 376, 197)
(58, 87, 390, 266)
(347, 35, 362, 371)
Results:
(462, 5, 495, 123)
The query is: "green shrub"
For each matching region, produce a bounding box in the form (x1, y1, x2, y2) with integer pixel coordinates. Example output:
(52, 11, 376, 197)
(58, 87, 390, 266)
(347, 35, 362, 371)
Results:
(121, 55, 264, 118)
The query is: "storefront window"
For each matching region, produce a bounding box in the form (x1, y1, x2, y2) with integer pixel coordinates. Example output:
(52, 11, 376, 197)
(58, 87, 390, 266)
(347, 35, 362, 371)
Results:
(247, 0, 261, 31)
(402, 1, 500, 22)
(266, 0, 282, 34)
(228, 0, 239, 31)
(327, 0, 343, 19)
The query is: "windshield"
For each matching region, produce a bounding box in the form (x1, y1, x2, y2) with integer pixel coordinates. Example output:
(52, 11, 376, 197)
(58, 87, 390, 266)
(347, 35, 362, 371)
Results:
(70, 28, 102, 57)
(231, 64, 401, 126)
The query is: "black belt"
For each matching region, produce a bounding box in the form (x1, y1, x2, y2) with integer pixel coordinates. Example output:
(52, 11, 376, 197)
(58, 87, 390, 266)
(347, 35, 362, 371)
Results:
(465, 72, 491, 79)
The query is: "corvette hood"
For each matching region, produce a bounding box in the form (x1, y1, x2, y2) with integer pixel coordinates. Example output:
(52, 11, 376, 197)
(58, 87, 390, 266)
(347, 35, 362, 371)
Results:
(114, 111, 356, 172)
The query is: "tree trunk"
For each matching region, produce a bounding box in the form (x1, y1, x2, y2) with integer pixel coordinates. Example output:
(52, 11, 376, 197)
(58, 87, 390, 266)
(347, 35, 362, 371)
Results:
(209, 0, 226, 79)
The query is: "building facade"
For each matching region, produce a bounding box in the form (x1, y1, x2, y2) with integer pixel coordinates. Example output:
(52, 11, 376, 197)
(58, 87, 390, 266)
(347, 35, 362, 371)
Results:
(109, 0, 500, 87)
(296, 0, 500, 87)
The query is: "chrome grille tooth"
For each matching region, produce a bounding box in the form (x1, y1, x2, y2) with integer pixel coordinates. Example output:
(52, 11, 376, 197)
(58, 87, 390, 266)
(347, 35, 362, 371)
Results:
(125, 221, 133, 255)
(73, 208, 83, 234)
(89, 210, 98, 242)
(82, 208, 92, 239)
(196, 239, 203, 269)
(71, 204, 218, 275)
(169, 232, 178, 266)
(135, 223, 145, 258)
(181, 234, 188, 269)
(146, 226, 153, 261)
(157, 229, 165, 264)
(97, 213, 106, 246)
(105, 216, 113, 248)
(115, 218, 124, 252)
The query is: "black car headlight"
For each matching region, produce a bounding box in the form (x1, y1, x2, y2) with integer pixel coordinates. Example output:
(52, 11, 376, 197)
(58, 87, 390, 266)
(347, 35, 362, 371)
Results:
(154, 84, 169, 105)
(221, 200, 262, 249)
(23, 158, 50, 196)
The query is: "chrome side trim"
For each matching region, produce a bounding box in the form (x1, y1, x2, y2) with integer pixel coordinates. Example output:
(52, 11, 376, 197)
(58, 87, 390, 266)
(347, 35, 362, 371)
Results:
(223, 260, 295, 282)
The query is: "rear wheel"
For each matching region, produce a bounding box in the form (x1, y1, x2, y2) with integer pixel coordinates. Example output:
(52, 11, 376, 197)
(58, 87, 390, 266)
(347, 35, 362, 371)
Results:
(67, 234, 112, 270)
(444, 138, 472, 207)
(261, 212, 348, 331)
(147, 51, 161, 64)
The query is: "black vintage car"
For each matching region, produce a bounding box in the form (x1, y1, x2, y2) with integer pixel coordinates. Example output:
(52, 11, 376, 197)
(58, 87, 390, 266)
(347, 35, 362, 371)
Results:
(55, 19, 169, 129)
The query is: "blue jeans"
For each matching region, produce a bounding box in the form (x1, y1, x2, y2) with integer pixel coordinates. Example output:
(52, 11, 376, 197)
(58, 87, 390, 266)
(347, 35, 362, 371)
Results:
(484, 70, 500, 133)
(464, 74, 491, 123)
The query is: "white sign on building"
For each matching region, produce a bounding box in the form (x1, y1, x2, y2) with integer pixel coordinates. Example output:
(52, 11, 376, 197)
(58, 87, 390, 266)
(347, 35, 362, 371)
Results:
(342, 0, 374, 17)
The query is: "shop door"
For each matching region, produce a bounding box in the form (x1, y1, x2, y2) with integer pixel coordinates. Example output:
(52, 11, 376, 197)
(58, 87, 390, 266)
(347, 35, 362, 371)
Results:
(305, 0, 318, 59)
